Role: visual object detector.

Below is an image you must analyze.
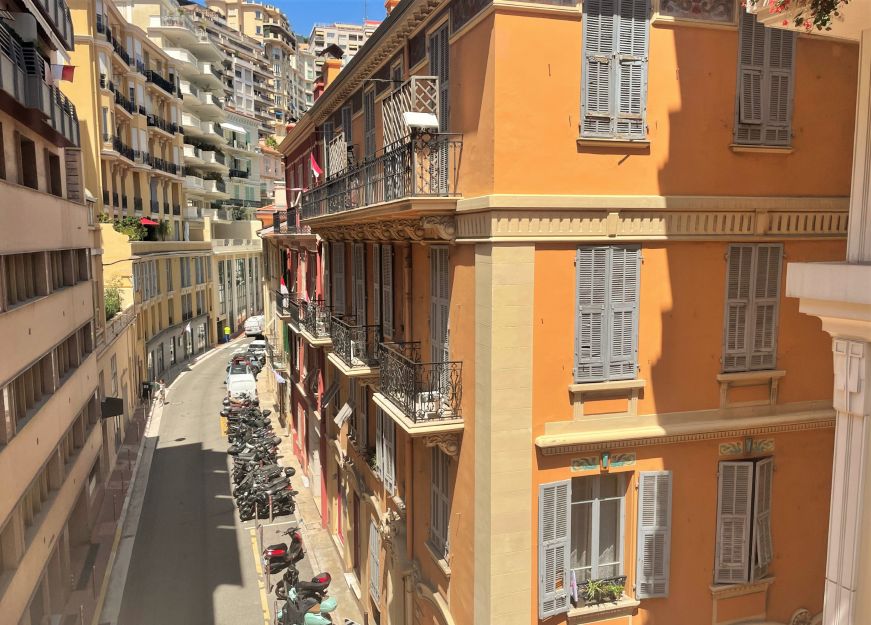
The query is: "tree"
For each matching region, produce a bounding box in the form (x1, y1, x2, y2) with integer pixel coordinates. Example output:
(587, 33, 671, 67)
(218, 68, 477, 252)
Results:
(104, 279, 122, 321)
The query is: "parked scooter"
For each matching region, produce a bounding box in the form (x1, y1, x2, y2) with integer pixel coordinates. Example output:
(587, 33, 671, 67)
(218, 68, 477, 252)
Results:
(263, 527, 305, 574)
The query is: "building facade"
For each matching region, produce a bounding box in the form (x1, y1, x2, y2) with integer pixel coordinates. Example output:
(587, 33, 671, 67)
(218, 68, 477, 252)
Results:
(263, 2, 859, 625)
(308, 20, 380, 71)
(0, 0, 104, 621)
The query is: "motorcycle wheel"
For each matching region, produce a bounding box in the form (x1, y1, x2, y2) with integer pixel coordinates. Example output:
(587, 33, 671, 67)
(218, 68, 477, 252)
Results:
(274, 580, 286, 600)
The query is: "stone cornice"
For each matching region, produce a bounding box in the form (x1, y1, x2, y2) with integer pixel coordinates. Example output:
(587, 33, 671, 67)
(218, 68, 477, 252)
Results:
(317, 216, 457, 242)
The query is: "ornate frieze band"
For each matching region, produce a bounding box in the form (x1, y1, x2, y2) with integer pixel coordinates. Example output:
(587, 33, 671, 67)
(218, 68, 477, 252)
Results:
(317, 216, 456, 242)
(457, 208, 847, 241)
(537, 417, 835, 455)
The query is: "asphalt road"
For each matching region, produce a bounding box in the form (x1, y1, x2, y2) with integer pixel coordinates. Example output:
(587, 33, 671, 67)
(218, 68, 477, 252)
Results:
(117, 343, 269, 625)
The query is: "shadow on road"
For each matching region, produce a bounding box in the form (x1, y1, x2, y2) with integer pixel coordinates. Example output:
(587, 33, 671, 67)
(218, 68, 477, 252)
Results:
(117, 442, 243, 625)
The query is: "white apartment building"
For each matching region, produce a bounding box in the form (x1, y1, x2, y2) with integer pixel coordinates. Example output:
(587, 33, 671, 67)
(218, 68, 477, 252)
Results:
(308, 20, 379, 71)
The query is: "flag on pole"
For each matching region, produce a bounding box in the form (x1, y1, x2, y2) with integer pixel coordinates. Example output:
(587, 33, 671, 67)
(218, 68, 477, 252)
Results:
(51, 64, 75, 82)
(310, 152, 323, 179)
(280, 277, 289, 295)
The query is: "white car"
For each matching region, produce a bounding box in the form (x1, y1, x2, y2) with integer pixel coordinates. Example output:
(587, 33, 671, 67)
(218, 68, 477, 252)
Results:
(244, 316, 264, 337)
(227, 371, 257, 399)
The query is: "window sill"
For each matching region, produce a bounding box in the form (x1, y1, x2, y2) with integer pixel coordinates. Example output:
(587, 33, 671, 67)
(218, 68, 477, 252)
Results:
(568, 597, 640, 624)
(709, 576, 775, 599)
(577, 138, 650, 150)
(425, 541, 452, 578)
(717, 370, 785, 409)
(570, 379, 646, 394)
(729, 144, 794, 154)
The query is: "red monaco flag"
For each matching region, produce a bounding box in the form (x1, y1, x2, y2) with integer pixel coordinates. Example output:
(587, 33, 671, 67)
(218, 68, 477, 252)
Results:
(310, 152, 323, 179)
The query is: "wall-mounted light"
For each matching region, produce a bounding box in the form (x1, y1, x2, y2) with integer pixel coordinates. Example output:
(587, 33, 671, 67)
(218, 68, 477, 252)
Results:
(601, 452, 610, 471)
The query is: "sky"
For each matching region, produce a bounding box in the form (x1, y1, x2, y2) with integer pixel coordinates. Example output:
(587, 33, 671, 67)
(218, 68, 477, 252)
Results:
(274, 0, 384, 37)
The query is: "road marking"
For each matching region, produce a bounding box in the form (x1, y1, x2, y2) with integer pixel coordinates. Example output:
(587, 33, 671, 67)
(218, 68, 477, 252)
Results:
(250, 529, 272, 625)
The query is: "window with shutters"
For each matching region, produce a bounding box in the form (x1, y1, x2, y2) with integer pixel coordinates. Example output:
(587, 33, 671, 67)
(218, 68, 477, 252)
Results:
(373, 243, 381, 328)
(721, 244, 782, 372)
(368, 519, 381, 602)
(636, 471, 672, 598)
(734, 12, 795, 146)
(375, 407, 395, 495)
(570, 474, 626, 583)
(581, 0, 650, 140)
(574, 246, 640, 383)
(353, 243, 366, 324)
(332, 243, 346, 315)
(428, 446, 451, 560)
(363, 88, 376, 159)
(715, 458, 774, 584)
(381, 245, 394, 338)
(341, 105, 353, 154)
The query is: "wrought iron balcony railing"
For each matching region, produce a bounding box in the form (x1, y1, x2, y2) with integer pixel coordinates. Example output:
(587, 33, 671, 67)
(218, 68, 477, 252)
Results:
(301, 134, 461, 221)
(274, 291, 301, 326)
(114, 89, 134, 114)
(112, 136, 134, 161)
(301, 299, 331, 339)
(146, 69, 176, 96)
(377, 341, 462, 423)
(147, 113, 178, 134)
(331, 316, 380, 369)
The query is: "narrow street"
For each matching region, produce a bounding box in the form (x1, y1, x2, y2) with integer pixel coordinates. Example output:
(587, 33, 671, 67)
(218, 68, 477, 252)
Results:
(113, 341, 308, 625)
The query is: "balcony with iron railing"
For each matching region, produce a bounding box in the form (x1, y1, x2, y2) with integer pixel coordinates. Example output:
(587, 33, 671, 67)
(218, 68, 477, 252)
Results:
(329, 316, 381, 376)
(133, 149, 153, 168)
(111, 136, 134, 161)
(147, 113, 178, 135)
(273, 209, 312, 235)
(1, 25, 79, 146)
(300, 300, 332, 346)
(105, 27, 130, 66)
(114, 89, 135, 115)
(274, 291, 301, 330)
(374, 341, 463, 429)
(300, 133, 461, 222)
(146, 69, 177, 96)
(33, 0, 74, 51)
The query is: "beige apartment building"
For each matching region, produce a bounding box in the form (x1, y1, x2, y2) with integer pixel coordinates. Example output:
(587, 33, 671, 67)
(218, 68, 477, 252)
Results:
(205, 0, 309, 131)
(0, 0, 104, 621)
(308, 20, 380, 72)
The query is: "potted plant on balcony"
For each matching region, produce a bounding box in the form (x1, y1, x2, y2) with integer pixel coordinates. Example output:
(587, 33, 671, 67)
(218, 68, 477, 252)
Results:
(580, 576, 626, 607)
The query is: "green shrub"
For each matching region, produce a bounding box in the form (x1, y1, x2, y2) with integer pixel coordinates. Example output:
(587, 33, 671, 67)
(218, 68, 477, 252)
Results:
(104, 279, 122, 321)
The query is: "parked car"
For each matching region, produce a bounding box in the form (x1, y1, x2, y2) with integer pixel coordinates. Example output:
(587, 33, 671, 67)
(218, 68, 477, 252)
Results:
(244, 315, 264, 337)
(226, 370, 257, 398)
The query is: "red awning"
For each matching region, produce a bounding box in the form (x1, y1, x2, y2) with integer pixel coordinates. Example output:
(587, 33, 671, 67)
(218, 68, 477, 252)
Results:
(139, 217, 159, 226)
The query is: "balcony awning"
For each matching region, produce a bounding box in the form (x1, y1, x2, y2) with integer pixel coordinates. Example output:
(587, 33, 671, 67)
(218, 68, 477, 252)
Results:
(221, 122, 246, 134)
(140, 217, 159, 225)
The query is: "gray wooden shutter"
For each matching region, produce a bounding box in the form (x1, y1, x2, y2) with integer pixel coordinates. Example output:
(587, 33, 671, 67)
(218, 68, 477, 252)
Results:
(575, 247, 608, 382)
(722, 245, 753, 372)
(375, 406, 384, 480)
(616, 0, 649, 139)
(752, 457, 774, 580)
(582, 0, 617, 137)
(429, 24, 449, 131)
(715, 461, 754, 584)
(763, 28, 794, 145)
(332, 243, 345, 315)
(323, 242, 331, 308)
(608, 246, 640, 380)
(373, 243, 381, 328)
(364, 89, 376, 158)
(636, 471, 672, 598)
(384, 412, 395, 495)
(430, 247, 450, 366)
(382, 245, 394, 338)
(749, 244, 781, 370)
(538, 480, 571, 619)
(735, 12, 795, 146)
(368, 520, 381, 602)
(353, 243, 365, 324)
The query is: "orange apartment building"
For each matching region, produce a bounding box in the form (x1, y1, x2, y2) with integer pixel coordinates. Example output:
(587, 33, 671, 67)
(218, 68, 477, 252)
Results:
(260, 1, 859, 625)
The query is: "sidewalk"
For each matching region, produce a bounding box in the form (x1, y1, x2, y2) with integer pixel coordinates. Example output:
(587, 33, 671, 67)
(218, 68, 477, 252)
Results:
(57, 338, 244, 625)
(58, 400, 153, 625)
(256, 370, 364, 625)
